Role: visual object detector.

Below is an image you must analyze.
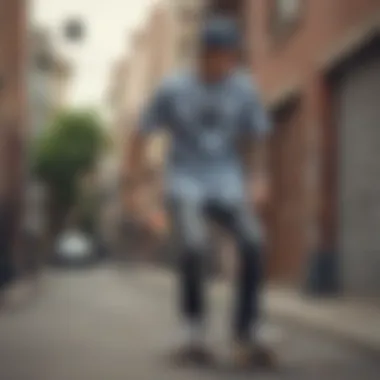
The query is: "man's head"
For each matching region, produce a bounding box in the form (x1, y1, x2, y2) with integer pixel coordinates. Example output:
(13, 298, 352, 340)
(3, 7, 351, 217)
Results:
(199, 16, 241, 82)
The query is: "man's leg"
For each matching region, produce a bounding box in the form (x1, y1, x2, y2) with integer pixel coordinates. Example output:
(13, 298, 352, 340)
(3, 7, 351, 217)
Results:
(204, 201, 263, 343)
(234, 241, 263, 338)
(232, 208, 264, 344)
(168, 195, 211, 355)
(205, 200, 275, 367)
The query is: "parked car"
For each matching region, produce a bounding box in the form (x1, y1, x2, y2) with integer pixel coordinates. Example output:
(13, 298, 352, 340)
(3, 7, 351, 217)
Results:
(54, 229, 98, 267)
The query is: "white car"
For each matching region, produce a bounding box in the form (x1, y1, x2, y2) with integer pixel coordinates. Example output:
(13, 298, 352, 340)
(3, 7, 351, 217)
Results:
(55, 229, 95, 265)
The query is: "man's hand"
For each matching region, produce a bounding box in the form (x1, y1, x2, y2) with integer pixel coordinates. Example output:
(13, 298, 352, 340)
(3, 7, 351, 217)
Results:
(124, 179, 144, 220)
(124, 130, 149, 219)
(250, 175, 270, 218)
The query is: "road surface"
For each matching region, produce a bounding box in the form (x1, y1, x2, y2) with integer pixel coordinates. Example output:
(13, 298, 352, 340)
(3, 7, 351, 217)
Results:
(0, 264, 379, 380)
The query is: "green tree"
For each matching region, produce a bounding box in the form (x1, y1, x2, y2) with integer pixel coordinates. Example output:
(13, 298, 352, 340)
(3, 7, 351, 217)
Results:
(33, 109, 109, 234)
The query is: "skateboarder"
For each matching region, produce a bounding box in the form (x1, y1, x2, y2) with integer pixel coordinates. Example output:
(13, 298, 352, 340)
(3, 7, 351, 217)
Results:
(126, 16, 274, 368)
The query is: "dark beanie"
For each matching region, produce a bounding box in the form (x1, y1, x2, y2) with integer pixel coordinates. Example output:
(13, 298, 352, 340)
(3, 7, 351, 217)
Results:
(200, 16, 241, 50)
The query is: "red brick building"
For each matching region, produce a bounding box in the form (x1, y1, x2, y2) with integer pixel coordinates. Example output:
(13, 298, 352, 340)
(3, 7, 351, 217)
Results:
(208, 0, 380, 295)
(0, 0, 27, 285)
(244, 0, 380, 295)
(0, 0, 27, 192)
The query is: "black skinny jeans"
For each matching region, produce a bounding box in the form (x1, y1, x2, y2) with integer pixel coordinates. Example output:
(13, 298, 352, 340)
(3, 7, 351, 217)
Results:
(170, 198, 264, 343)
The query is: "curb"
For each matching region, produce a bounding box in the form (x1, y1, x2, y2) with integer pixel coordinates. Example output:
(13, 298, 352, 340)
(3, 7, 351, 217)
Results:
(105, 266, 380, 358)
(0, 278, 40, 312)
(267, 301, 380, 359)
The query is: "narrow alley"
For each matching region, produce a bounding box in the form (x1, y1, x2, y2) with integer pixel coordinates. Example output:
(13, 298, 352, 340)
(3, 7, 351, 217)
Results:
(1, 265, 379, 380)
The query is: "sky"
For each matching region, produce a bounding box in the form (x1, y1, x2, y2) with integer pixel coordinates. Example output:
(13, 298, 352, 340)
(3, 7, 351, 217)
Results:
(32, 0, 156, 110)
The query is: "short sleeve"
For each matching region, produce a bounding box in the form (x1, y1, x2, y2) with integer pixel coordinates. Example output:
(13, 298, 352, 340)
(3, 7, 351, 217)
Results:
(138, 79, 172, 134)
(239, 79, 272, 139)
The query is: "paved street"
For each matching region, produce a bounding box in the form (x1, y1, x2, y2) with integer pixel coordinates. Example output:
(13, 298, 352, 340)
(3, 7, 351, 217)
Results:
(0, 264, 379, 380)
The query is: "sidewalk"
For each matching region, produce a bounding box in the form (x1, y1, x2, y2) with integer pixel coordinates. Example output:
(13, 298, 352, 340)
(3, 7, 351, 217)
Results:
(3, 266, 380, 356)
(0, 277, 40, 311)
(140, 266, 380, 356)
(265, 287, 380, 357)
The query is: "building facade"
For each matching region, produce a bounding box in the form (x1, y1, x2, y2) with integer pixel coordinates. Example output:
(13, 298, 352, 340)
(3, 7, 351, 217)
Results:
(28, 27, 71, 137)
(102, 59, 129, 248)
(248, 0, 380, 296)
(0, 0, 27, 287)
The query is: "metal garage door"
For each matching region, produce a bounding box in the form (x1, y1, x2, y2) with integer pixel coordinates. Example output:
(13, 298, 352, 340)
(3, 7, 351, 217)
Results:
(335, 44, 380, 297)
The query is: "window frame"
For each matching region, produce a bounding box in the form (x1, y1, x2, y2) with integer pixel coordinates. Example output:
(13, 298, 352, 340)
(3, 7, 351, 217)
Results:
(269, 0, 306, 45)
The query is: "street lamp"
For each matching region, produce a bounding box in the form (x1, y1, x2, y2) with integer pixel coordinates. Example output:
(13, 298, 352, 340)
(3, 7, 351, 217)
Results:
(63, 17, 85, 43)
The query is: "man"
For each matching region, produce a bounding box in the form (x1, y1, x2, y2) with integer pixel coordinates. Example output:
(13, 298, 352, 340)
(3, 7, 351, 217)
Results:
(126, 17, 274, 367)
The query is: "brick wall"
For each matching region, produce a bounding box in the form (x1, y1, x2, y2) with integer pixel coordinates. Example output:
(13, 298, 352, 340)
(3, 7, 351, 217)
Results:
(248, 0, 380, 283)
(0, 0, 27, 202)
(250, 0, 379, 95)
(0, 0, 27, 285)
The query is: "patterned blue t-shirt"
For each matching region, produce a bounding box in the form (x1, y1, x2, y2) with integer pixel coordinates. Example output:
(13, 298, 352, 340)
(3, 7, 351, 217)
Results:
(139, 69, 271, 202)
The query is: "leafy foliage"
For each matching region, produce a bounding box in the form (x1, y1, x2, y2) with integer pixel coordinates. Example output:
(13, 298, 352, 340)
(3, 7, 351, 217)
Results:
(33, 110, 109, 209)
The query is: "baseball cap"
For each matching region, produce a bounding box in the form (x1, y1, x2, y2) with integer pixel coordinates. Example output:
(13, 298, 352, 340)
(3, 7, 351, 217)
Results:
(200, 16, 241, 50)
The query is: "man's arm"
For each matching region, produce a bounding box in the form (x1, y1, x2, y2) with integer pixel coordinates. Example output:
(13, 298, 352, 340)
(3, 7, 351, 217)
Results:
(239, 78, 272, 211)
(124, 130, 150, 217)
(125, 79, 171, 210)
(125, 130, 149, 185)
(250, 137, 270, 215)
(240, 132, 270, 217)
(240, 134, 269, 179)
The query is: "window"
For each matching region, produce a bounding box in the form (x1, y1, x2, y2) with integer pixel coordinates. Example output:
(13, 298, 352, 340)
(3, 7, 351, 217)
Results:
(63, 18, 85, 42)
(35, 51, 54, 72)
(271, 0, 304, 41)
(276, 0, 302, 23)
